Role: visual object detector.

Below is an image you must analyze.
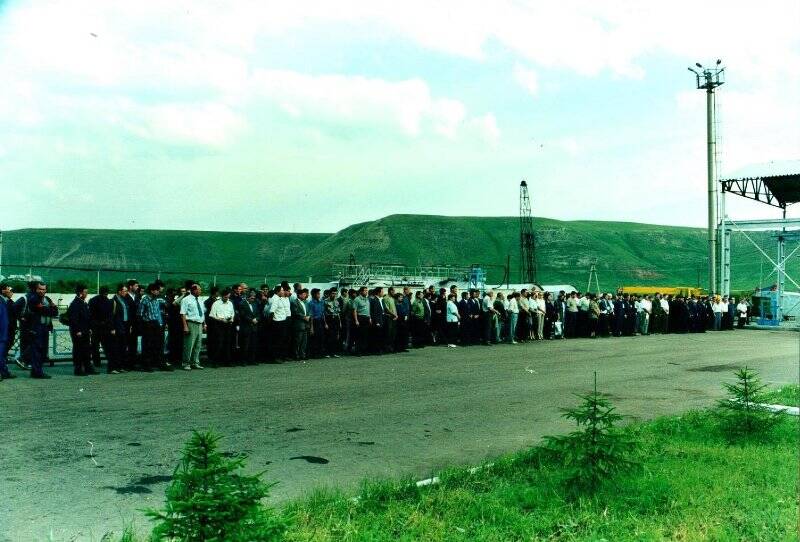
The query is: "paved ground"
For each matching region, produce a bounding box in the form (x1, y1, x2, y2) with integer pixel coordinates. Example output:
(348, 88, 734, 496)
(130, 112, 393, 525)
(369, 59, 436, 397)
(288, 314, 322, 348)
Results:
(1, 329, 797, 541)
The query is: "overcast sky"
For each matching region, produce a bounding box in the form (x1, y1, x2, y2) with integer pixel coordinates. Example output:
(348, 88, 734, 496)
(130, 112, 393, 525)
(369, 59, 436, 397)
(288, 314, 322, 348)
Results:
(2, 1, 799, 233)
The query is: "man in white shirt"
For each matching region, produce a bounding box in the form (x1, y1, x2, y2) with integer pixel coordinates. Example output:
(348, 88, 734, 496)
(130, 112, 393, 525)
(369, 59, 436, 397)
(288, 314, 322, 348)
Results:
(209, 289, 235, 366)
(638, 295, 652, 335)
(736, 299, 749, 328)
(268, 287, 291, 361)
(179, 283, 206, 370)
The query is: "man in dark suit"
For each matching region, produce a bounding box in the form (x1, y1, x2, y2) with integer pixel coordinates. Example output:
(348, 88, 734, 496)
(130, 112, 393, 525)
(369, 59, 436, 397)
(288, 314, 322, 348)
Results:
(612, 293, 625, 337)
(237, 289, 259, 364)
(290, 288, 310, 360)
(88, 286, 114, 369)
(23, 281, 58, 378)
(68, 284, 96, 376)
(124, 279, 141, 368)
(369, 287, 385, 354)
(457, 292, 470, 345)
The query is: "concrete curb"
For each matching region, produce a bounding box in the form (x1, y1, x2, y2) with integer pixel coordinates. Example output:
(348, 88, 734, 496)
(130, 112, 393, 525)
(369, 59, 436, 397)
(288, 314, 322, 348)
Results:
(759, 403, 799, 415)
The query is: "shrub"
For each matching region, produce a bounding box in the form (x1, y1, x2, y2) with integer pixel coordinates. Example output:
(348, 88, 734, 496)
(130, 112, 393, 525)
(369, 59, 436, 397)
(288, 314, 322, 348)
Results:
(146, 431, 286, 541)
(716, 367, 785, 442)
(543, 390, 639, 494)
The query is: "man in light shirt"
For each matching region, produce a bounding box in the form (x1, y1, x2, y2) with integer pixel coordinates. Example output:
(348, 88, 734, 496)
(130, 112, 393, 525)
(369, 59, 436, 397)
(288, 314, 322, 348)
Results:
(209, 288, 235, 366)
(268, 286, 291, 362)
(638, 295, 652, 335)
(565, 292, 579, 338)
(179, 283, 205, 370)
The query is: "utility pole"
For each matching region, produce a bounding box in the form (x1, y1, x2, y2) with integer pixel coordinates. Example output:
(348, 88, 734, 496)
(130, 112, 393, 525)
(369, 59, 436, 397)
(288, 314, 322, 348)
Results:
(587, 262, 600, 293)
(689, 60, 724, 295)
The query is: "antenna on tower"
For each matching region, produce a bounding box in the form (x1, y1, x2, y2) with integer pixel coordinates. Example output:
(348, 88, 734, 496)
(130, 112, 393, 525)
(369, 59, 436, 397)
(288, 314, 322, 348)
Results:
(519, 180, 537, 284)
(587, 260, 600, 293)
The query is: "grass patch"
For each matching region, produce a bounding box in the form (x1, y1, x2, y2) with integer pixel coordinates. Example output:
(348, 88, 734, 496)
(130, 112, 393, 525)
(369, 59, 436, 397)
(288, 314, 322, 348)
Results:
(283, 410, 798, 541)
(761, 385, 800, 407)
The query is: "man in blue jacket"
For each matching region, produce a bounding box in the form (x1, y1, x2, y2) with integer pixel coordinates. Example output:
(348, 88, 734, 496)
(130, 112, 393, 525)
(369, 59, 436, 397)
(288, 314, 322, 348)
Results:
(22, 281, 58, 379)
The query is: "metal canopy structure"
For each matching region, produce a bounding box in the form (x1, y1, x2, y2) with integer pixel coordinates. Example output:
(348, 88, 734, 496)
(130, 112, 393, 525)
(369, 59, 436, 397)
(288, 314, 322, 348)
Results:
(719, 160, 800, 322)
(720, 160, 800, 209)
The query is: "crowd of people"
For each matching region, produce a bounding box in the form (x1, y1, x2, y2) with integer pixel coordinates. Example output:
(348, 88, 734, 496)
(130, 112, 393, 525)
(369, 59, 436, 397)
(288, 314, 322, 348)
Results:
(0, 279, 750, 380)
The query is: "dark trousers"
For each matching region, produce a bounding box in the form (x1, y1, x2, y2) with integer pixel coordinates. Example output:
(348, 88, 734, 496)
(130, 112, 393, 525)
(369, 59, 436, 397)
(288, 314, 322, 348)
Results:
(369, 322, 384, 354)
(384, 318, 396, 352)
(598, 314, 610, 337)
(214, 322, 234, 366)
(588, 317, 598, 337)
(482, 313, 493, 344)
(271, 320, 290, 360)
(293, 327, 308, 359)
(167, 323, 183, 364)
(258, 320, 271, 361)
(355, 316, 371, 354)
(70, 331, 93, 374)
(577, 310, 588, 337)
(26, 329, 48, 376)
(411, 317, 426, 348)
(109, 328, 126, 372)
(126, 322, 139, 367)
(90, 325, 113, 366)
(395, 318, 409, 351)
(446, 322, 459, 344)
(239, 325, 257, 363)
(310, 319, 325, 358)
(565, 311, 577, 338)
(141, 322, 164, 369)
(325, 316, 341, 355)
(18, 328, 31, 364)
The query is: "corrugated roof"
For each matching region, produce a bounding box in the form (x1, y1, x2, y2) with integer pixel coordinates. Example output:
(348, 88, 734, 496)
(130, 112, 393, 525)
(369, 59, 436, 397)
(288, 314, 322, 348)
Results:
(722, 159, 800, 179)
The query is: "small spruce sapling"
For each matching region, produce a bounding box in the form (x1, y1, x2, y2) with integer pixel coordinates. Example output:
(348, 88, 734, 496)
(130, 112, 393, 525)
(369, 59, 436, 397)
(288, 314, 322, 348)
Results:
(543, 375, 639, 494)
(146, 431, 286, 542)
(716, 366, 784, 442)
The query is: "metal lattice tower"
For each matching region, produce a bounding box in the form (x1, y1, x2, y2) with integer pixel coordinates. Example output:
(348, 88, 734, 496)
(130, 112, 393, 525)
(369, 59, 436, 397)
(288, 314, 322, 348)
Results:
(519, 180, 537, 284)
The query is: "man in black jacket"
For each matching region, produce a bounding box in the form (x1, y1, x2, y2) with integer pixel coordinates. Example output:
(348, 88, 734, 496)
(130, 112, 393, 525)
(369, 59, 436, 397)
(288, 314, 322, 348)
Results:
(68, 285, 96, 376)
(0, 283, 16, 378)
(88, 286, 114, 369)
(237, 289, 259, 365)
(368, 287, 385, 354)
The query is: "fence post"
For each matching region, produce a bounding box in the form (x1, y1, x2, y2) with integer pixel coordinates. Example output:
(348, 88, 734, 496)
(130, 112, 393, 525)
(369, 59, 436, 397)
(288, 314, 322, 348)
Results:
(97, 270, 101, 293)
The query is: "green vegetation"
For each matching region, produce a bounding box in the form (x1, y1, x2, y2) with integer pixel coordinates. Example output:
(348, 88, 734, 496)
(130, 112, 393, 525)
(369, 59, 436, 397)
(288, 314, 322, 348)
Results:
(2, 214, 782, 289)
(542, 390, 639, 494)
(716, 367, 786, 442)
(761, 384, 800, 407)
(281, 410, 796, 541)
(146, 431, 286, 542)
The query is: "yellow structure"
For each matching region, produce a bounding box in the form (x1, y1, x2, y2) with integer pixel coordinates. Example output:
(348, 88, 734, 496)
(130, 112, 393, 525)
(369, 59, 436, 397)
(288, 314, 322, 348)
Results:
(619, 286, 706, 298)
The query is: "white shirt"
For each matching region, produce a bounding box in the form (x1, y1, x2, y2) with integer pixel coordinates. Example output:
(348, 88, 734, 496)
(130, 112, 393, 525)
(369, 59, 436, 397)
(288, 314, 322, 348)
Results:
(640, 299, 652, 313)
(209, 299, 234, 321)
(712, 302, 724, 314)
(508, 298, 519, 314)
(536, 298, 545, 312)
(737, 302, 748, 316)
(660, 299, 669, 314)
(446, 300, 460, 322)
(268, 295, 291, 322)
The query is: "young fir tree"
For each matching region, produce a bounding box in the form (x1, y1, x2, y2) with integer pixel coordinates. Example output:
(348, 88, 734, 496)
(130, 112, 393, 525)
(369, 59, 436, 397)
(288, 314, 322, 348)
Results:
(543, 376, 639, 494)
(716, 366, 784, 442)
(146, 431, 286, 542)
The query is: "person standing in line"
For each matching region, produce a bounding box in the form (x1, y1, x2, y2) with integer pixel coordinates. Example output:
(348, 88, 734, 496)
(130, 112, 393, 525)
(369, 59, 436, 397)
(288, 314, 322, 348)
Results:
(165, 289, 184, 367)
(726, 297, 736, 331)
(67, 284, 96, 376)
(109, 284, 130, 374)
(290, 288, 310, 360)
(639, 295, 652, 335)
(267, 286, 291, 362)
(237, 289, 260, 364)
(481, 290, 498, 345)
(712, 295, 724, 331)
(534, 291, 546, 340)
(565, 292, 579, 338)
(737, 298, 749, 328)
(138, 283, 172, 372)
(22, 281, 58, 379)
(88, 286, 114, 369)
(203, 286, 220, 365)
(394, 291, 410, 353)
(257, 284, 272, 359)
(383, 287, 398, 353)
(544, 292, 558, 340)
(588, 293, 600, 338)
(307, 288, 326, 359)
(457, 292, 470, 345)
(422, 291, 434, 345)
(13, 282, 37, 371)
(0, 283, 17, 378)
(180, 283, 205, 370)
(612, 293, 625, 337)
(351, 286, 371, 355)
(506, 292, 519, 343)
(124, 279, 141, 368)
(324, 288, 342, 358)
(368, 287, 385, 354)
(209, 288, 235, 366)
(0, 293, 9, 381)
(445, 293, 460, 347)
(410, 290, 426, 349)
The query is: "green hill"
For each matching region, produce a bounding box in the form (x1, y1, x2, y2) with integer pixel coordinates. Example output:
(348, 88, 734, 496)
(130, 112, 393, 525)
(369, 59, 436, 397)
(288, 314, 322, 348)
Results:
(0, 215, 781, 292)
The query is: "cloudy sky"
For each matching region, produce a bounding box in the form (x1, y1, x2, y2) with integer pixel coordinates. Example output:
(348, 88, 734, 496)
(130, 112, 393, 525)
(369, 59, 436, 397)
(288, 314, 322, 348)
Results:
(2, 1, 798, 233)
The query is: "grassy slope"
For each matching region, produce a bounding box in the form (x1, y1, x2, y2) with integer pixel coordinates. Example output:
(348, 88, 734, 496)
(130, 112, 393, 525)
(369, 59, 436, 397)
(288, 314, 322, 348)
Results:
(282, 411, 797, 541)
(2, 215, 780, 288)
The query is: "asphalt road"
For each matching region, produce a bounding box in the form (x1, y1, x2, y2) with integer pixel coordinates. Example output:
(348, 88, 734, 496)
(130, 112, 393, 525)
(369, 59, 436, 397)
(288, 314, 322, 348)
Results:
(1, 329, 797, 541)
